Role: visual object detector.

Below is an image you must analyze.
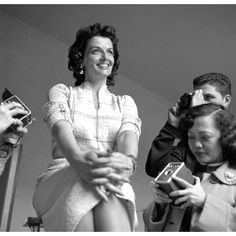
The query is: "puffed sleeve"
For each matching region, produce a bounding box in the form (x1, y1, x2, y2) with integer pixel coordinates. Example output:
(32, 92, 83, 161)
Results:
(116, 95, 141, 142)
(43, 83, 73, 130)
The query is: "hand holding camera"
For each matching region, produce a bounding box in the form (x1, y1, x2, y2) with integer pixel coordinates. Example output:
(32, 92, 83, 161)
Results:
(190, 89, 206, 107)
(151, 162, 194, 205)
(154, 162, 194, 194)
(168, 89, 206, 128)
(154, 162, 206, 208)
(167, 92, 195, 128)
(1, 89, 33, 147)
(151, 180, 173, 204)
(167, 102, 183, 128)
(178, 89, 205, 113)
(169, 175, 206, 209)
(0, 101, 28, 134)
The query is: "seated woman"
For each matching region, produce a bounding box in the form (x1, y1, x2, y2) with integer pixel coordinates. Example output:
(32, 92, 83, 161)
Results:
(143, 103, 236, 231)
(32, 23, 141, 231)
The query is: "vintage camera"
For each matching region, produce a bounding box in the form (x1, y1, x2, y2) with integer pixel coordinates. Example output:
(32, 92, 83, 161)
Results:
(154, 162, 194, 194)
(2, 88, 32, 132)
(179, 93, 192, 112)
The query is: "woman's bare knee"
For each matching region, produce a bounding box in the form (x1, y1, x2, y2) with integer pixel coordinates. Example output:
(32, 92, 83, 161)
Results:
(94, 194, 132, 231)
(75, 209, 94, 231)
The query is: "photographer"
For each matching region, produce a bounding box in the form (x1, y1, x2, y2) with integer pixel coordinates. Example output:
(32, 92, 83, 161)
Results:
(0, 101, 28, 175)
(145, 73, 232, 177)
(143, 103, 236, 231)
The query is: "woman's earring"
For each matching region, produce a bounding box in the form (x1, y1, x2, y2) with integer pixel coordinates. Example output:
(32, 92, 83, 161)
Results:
(79, 64, 84, 75)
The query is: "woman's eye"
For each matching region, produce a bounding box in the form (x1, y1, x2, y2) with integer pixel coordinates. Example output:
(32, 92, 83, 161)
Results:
(92, 49, 100, 54)
(201, 136, 211, 141)
(108, 50, 114, 55)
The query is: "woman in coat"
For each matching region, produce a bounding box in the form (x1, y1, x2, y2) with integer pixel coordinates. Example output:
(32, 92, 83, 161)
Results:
(143, 103, 236, 231)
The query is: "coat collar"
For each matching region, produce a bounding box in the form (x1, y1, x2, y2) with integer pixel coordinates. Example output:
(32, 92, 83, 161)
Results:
(211, 162, 236, 185)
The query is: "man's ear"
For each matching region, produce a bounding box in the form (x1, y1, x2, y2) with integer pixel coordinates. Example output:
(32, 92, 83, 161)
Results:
(223, 94, 231, 107)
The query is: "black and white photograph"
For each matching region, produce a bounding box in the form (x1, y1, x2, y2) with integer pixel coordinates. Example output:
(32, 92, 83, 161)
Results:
(1, 3, 236, 232)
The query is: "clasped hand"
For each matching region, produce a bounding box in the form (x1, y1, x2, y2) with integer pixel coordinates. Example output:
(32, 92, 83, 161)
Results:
(82, 151, 133, 201)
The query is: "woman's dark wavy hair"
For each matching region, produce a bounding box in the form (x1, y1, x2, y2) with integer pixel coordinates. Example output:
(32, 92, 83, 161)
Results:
(68, 23, 120, 87)
(180, 103, 236, 167)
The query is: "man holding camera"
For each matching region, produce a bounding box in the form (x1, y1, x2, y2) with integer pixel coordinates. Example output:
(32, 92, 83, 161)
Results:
(143, 73, 232, 231)
(0, 101, 28, 175)
(145, 72, 232, 178)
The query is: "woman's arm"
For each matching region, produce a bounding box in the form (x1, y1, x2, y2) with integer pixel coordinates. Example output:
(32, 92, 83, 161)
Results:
(90, 131, 138, 192)
(117, 130, 138, 175)
(116, 95, 141, 174)
(52, 120, 124, 200)
(52, 120, 94, 169)
(118, 131, 138, 156)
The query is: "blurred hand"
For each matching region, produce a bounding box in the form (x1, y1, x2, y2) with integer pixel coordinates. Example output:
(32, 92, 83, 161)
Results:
(0, 101, 28, 137)
(169, 175, 206, 209)
(168, 102, 184, 128)
(150, 181, 172, 204)
(191, 89, 206, 107)
(168, 89, 207, 128)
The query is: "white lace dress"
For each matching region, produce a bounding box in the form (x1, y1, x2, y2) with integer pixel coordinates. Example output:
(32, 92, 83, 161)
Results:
(32, 82, 142, 231)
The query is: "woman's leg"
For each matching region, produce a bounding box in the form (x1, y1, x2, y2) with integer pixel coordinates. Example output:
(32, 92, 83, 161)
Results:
(93, 194, 132, 231)
(74, 209, 94, 231)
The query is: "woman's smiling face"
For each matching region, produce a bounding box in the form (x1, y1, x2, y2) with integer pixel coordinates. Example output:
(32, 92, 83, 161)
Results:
(188, 114, 223, 165)
(83, 36, 114, 80)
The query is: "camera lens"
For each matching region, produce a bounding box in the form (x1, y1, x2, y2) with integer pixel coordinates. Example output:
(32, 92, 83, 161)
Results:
(179, 93, 192, 111)
(164, 169, 173, 176)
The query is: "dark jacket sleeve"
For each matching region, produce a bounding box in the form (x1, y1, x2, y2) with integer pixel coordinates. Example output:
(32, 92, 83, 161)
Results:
(145, 122, 196, 177)
(143, 201, 169, 231)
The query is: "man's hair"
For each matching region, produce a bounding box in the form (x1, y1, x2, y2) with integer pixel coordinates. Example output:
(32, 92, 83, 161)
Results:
(193, 73, 231, 96)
